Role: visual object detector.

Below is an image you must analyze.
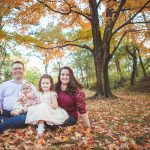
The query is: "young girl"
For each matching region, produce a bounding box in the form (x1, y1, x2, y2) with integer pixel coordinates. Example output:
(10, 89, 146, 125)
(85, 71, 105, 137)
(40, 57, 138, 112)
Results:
(25, 74, 69, 134)
(11, 82, 37, 116)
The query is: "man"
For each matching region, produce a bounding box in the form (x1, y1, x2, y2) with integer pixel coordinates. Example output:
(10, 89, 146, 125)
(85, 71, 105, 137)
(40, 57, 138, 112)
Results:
(0, 61, 38, 133)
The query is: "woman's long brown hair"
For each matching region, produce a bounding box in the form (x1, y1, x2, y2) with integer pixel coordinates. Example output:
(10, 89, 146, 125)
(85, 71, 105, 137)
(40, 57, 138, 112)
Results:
(55, 67, 82, 95)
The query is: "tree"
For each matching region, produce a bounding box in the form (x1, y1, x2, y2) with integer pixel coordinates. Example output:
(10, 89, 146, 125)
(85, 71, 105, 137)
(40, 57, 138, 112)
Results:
(0, 55, 12, 84)
(69, 49, 95, 89)
(137, 48, 148, 77)
(114, 57, 126, 86)
(0, 45, 7, 69)
(38, 0, 149, 98)
(125, 45, 137, 86)
(2, 0, 150, 98)
(25, 67, 41, 86)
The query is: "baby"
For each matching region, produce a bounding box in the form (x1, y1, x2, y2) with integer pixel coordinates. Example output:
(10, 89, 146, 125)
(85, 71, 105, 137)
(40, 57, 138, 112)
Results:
(11, 82, 37, 116)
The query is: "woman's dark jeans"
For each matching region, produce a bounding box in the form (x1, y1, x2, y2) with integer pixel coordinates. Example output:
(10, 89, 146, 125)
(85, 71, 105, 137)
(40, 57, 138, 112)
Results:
(47, 116, 77, 130)
(62, 116, 77, 127)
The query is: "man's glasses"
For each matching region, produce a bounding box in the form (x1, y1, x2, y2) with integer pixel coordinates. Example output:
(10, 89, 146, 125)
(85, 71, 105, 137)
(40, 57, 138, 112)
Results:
(22, 87, 30, 90)
(13, 67, 24, 70)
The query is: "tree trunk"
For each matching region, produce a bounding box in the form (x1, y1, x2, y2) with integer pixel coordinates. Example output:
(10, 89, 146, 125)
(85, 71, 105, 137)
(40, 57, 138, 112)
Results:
(93, 55, 103, 97)
(125, 46, 137, 86)
(89, 0, 103, 98)
(137, 48, 147, 77)
(85, 64, 89, 88)
(79, 66, 84, 85)
(56, 58, 61, 71)
(91, 46, 115, 99)
(131, 49, 137, 86)
(0, 45, 7, 69)
(45, 64, 48, 73)
(115, 58, 125, 85)
(101, 57, 113, 97)
(89, 0, 114, 99)
(88, 69, 90, 89)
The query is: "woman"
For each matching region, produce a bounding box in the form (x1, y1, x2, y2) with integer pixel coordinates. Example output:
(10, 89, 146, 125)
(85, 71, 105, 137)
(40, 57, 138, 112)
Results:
(55, 66, 91, 128)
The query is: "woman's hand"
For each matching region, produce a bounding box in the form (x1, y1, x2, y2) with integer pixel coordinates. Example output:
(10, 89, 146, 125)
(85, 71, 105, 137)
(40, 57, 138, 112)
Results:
(80, 113, 91, 128)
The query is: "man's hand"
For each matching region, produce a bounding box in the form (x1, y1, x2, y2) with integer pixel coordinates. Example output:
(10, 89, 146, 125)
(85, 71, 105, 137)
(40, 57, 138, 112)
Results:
(0, 108, 3, 114)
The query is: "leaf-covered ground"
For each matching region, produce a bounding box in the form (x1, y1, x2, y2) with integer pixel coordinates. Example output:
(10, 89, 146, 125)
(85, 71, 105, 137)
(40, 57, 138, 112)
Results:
(0, 91, 149, 150)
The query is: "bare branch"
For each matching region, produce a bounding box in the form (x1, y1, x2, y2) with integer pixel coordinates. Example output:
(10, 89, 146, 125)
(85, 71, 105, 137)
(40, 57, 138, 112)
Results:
(111, 0, 126, 28)
(112, 0, 150, 36)
(37, 0, 71, 15)
(111, 30, 127, 57)
(97, 0, 102, 8)
(125, 45, 134, 56)
(65, 0, 91, 20)
(33, 43, 93, 53)
(112, 6, 150, 13)
(129, 21, 150, 24)
(129, 29, 150, 32)
(111, 27, 148, 57)
(71, 9, 91, 21)
(38, 0, 90, 21)
(103, 0, 126, 42)
(27, 53, 44, 61)
(40, 36, 91, 43)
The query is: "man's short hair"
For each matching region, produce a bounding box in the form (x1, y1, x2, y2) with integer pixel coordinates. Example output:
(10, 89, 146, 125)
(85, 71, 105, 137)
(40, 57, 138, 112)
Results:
(12, 61, 24, 68)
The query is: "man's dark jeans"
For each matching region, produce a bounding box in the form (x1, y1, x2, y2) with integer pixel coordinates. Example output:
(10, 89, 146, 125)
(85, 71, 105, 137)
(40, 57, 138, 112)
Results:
(0, 109, 12, 123)
(0, 110, 27, 133)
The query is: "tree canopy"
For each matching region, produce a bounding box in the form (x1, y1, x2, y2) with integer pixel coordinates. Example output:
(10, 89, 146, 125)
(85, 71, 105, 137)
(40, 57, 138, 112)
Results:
(0, 0, 149, 98)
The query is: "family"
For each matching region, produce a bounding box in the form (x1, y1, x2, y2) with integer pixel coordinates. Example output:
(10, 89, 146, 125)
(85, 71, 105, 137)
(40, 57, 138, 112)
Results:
(0, 61, 91, 135)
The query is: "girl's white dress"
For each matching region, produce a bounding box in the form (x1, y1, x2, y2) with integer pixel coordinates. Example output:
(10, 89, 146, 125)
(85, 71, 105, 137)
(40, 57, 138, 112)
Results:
(25, 92, 69, 125)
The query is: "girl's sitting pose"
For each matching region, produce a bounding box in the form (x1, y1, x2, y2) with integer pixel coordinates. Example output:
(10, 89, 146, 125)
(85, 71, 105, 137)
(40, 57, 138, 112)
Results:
(11, 82, 37, 116)
(25, 74, 69, 134)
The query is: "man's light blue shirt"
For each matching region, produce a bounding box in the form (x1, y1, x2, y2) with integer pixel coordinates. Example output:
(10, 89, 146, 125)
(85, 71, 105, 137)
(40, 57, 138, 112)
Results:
(0, 79, 38, 111)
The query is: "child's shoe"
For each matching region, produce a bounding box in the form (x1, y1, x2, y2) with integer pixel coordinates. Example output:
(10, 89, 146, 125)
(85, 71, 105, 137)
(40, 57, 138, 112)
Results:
(36, 124, 45, 135)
